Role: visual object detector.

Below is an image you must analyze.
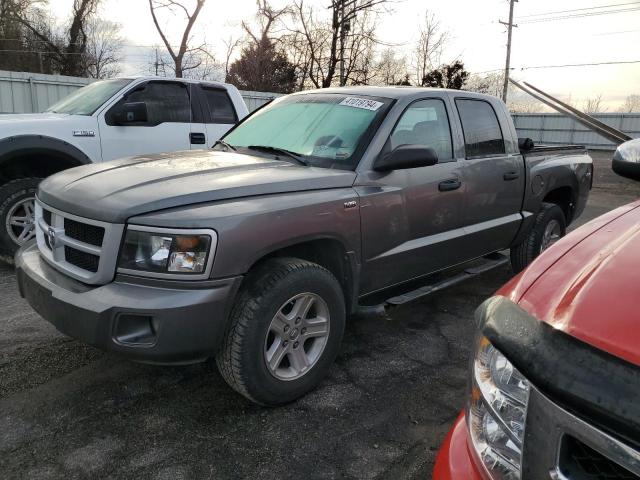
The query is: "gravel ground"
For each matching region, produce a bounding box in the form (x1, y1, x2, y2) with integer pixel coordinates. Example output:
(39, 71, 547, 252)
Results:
(0, 151, 638, 480)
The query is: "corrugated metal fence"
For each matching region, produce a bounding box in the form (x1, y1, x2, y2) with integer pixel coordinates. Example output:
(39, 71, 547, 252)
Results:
(512, 113, 640, 150)
(1, 70, 637, 150)
(0, 70, 279, 114)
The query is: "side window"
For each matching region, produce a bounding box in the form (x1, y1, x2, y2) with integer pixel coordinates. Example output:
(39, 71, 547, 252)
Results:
(113, 82, 190, 125)
(389, 99, 453, 162)
(202, 88, 237, 124)
(455, 99, 505, 157)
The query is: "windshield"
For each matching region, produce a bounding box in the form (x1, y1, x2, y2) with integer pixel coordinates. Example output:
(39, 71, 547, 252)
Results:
(222, 93, 392, 170)
(45, 78, 133, 115)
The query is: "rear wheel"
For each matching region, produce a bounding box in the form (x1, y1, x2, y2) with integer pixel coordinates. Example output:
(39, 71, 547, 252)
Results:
(510, 202, 566, 273)
(216, 257, 345, 405)
(0, 178, 42, 257)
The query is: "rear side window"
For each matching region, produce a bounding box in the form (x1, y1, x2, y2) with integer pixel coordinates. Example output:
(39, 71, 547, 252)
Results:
(455, 99, 505, 157)
(119, 81, 191, 124)
(390, 99, 453, 161)
(202, 88, 237, 124)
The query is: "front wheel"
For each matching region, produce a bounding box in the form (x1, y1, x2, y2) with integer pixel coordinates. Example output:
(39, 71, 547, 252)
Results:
(0, 178, 42, 258)
(510, 202, 566, 273)
(216, 258, 346, 405)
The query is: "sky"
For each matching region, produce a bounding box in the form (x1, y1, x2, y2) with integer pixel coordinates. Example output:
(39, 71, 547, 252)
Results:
(48, 0, 640, 110)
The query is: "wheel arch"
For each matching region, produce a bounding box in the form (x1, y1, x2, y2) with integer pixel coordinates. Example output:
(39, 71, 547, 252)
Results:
(242, 236, 360, 315)
(0, 135, 92, 183)
(542, 185, 576, 224)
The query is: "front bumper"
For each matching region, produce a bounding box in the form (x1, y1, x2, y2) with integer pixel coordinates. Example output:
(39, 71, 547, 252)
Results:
(16, 243, 242, 364)
(433, 412, 484, 480)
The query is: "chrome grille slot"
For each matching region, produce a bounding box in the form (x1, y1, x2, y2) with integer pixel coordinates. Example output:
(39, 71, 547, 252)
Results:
(64, 246, 100, 273)
(34, 199, 125, 285)
(42, 209, 52, 226)
(64, 218, 105, 246)
(560, 435, 639, 480)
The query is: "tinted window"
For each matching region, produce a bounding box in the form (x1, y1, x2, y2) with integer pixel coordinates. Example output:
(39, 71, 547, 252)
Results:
(202, 88, 237, 124)
(390, 99, 453, 161)
(455, 99, 505, 157)
(121, 82, 190, 124)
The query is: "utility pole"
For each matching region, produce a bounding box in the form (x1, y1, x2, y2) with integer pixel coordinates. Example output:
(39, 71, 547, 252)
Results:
(339, 0, 346, 86)
(154, 47, 159, 76)
(500, 0, 517, 103)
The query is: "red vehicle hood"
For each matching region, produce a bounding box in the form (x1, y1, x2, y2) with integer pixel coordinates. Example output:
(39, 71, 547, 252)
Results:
(499, 200, 640, 367)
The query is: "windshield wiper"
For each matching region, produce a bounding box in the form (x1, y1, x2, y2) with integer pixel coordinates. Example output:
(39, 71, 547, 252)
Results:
(212, 140, 237, 151)
(247, 145, 308, 166)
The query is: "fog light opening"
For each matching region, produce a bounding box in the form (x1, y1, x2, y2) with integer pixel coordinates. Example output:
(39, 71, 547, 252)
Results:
(114, 314, 157, 346)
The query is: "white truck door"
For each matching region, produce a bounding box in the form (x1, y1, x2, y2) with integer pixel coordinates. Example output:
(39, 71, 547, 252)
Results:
(198, 86, 240, 146)
(97, 80, 192, 161)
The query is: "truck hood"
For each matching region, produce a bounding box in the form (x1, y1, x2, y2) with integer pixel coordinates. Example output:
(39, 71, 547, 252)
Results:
(38, 150, 357, 223)
(0, 112, 74, 129)
(503, 200, 640, 366)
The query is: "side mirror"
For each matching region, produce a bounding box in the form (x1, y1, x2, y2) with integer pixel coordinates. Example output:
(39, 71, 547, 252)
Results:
(113, 102, 148, 125)
(374, 145, 439, 172)
(612, 138, 640, 181)
(518, 137, 534, 152)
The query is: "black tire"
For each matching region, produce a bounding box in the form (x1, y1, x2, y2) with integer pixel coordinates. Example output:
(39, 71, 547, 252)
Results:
(510, 202, 566, 273)
(0, 177, 42, 258)
(216, 257, 346, 405)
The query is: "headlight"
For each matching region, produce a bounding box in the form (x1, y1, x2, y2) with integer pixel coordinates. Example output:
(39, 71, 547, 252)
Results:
(117, 226, 217, 279)
(467, 337, 530, 480)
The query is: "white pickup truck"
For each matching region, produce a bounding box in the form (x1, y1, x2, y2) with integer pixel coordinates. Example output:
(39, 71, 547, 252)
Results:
(0, 77, 249, 256)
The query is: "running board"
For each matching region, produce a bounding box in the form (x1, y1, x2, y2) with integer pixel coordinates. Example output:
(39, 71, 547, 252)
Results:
(383, 253, 509, 307)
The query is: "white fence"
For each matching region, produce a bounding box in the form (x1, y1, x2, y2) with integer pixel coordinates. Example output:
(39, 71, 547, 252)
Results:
(512, 113, 640, 151)
(0, 70, 278, 114)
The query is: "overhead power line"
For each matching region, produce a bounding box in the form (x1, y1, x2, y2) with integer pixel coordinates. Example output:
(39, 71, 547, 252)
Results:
(472, 59, 640, 75)
(518, 6, 640, 24)
(516, 1, 640, 18)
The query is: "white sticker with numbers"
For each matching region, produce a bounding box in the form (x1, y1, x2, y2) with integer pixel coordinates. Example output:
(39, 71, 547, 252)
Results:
(339, 97, 384, 111)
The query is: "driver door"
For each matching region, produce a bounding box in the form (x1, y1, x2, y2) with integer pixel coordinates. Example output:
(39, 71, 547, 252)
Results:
(356, 98, 467, 294)
(98, 81, 192, 161)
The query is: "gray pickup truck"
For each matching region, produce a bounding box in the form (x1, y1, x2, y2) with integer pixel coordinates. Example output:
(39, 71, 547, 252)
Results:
(16, 87, 592, 405)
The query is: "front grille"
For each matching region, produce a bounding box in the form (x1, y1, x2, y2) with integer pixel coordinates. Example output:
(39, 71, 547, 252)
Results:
(35, 200, 124, 284)
(42, 209, 52, 226)
(64, 246, 99, 273)
(64, 218, 105, 247)
(560, 436, 639, 480)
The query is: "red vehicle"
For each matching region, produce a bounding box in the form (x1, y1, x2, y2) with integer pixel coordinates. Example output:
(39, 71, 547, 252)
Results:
(434, 140, 640, 480)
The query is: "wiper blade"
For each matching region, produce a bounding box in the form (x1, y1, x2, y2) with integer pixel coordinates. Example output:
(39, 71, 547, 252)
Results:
(247, 145, 308, 166)
(212, 140, 237, 151)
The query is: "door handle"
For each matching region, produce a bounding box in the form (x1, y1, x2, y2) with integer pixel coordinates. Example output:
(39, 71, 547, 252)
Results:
(438, 179, 462, 192)
(190, 132, 206, 145)
(503, 171, 520, 181)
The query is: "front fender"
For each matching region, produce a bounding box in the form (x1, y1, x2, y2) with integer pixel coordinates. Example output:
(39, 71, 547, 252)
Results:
(0, 135, 92, 172)
(127, 188, 363, 278)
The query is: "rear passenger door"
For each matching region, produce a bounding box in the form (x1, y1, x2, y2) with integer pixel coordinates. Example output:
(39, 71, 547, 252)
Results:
(454, 97, 525, 257)
(195, 86, 239, 147)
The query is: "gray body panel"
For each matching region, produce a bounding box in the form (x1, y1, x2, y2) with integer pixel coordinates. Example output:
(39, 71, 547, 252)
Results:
(37, 150, 356, 223)
(23, 86, 593, 363)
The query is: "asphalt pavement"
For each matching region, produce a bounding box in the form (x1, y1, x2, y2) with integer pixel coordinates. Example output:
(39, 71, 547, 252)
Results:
(1, 151, 638, 480)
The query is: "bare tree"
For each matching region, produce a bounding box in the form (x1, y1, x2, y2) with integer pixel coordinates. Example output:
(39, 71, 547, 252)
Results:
(583, 94, 606, 113)
(464, 72, 504, 97)
(222, 35, 240, 81)
(619, 94, 640, 113)
(290, 0, 387, 88)
(414, 10, 448, 86)
(84, 18, 123, 78)
(148, 0, 206, 78)
(3, 0, 101, 76)
(374, 47, 407, 85)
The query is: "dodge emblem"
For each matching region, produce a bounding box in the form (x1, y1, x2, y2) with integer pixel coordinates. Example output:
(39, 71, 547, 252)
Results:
(47, 227, 56, 247)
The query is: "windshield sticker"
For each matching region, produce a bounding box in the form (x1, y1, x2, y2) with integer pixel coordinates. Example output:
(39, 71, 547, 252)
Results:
(339, 97, 384, 111)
